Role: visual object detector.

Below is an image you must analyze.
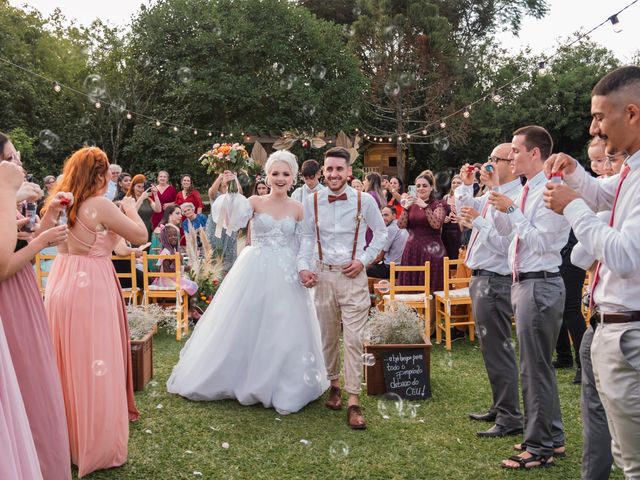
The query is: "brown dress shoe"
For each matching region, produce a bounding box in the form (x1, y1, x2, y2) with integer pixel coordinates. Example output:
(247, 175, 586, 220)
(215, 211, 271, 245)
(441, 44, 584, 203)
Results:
(325, 386, 343, 410)
(347, 405, 367, 430)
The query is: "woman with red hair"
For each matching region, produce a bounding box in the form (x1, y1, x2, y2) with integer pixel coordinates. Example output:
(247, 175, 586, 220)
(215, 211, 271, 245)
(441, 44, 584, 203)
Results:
(43, 147, 147, 478)
(125, 174, 160, 242)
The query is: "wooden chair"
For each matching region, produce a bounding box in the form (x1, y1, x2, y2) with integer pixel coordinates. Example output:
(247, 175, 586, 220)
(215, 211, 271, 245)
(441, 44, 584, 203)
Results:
(112, 253, 140, 305)
(382, 262, 432, 338)
(434, 257, 474, 350)
(142, 252, 189, 341)
(34, 252, 57, 298)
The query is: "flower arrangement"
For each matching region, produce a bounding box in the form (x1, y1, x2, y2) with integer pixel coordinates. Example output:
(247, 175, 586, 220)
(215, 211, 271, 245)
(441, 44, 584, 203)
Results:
(363, 303, 425, 345)
(200, 143, 252, 192)
(127, 303, 176, 341)
(184, 226, 226, 312)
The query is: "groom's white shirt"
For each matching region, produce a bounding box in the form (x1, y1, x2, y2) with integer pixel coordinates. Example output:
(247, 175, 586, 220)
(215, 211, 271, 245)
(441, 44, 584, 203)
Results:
(297, 185, 387, 272)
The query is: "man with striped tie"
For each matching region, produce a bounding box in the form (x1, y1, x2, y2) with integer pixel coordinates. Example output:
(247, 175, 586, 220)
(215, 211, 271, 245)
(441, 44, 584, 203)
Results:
(455, 143, 523, 438)
(488, 125, 571, 470)
(544, 65, 640, 480)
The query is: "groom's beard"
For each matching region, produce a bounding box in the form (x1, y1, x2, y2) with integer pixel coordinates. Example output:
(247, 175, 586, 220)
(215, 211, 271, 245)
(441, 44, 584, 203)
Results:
(326, 178, 348, 193)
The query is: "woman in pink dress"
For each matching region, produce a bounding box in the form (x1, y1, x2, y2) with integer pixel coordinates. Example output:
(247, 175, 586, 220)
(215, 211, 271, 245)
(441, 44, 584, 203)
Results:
(0, 134, 71, 480)
(43, 147, 148, 478)
(0, 158, 44, 480)
(151, 170, 177, 229)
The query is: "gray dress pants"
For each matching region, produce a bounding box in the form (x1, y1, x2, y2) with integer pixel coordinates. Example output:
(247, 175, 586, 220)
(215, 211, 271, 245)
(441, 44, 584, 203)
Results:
(512, 277, 565, 457)
(580, 325, 613, 480)
(470, 274, 522, 429)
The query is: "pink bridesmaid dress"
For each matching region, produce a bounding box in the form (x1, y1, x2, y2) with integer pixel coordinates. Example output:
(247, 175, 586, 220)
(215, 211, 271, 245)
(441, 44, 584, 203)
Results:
(0, 317, 43, 480)
(45, 217, 139, 478)
(0, 260, 71, 480)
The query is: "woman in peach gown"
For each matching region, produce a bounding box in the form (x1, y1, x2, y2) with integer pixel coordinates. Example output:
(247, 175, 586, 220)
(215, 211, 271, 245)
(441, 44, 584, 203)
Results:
(43, 147, 148, 478)
(0, 159, 43, 479)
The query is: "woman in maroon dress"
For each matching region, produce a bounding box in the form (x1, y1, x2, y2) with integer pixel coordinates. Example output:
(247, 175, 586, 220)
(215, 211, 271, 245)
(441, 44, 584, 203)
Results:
(398, 173, 446, 292)
(151, 170, 177, 229)
(175, 175, 204, 215)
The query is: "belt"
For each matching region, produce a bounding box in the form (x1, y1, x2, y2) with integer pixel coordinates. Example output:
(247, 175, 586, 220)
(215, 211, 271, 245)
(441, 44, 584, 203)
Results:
(597, 310, 640, 324)
(315, 261, 343, 272)
(472, 269, 510, 278)
(514, 271, 561, 282)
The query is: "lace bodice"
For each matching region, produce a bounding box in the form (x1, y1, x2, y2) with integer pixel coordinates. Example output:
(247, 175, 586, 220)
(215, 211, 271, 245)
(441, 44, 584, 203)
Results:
(250, 213, 299, 251)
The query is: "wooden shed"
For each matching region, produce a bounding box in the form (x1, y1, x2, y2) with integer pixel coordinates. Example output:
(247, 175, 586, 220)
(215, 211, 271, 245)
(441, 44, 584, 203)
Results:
(362, 143, 408, 179)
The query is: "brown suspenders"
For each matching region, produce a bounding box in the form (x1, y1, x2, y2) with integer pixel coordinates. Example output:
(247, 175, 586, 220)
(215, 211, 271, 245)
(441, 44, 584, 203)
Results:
(314, 190, 361, 263)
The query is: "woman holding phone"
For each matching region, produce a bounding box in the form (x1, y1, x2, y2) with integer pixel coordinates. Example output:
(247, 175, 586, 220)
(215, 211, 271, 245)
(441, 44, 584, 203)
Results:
(125, 174, 160, 242)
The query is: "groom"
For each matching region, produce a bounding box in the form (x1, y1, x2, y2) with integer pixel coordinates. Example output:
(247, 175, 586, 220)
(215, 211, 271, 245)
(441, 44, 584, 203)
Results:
(298, 147, 387, 429)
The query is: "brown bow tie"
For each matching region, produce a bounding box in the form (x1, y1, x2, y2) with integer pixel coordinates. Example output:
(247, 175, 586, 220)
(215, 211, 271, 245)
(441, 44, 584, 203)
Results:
(328, 193, 348, 203)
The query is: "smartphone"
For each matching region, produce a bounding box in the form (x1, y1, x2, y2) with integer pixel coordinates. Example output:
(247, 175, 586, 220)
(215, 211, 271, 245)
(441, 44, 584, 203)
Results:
(138, 242, 151, 251)
(408, 185, 417, 196)
(143, 180, 153, 190)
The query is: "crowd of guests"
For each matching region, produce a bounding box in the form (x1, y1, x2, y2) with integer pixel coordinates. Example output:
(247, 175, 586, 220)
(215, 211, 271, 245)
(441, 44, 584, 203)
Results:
(1, 64, 639, 478)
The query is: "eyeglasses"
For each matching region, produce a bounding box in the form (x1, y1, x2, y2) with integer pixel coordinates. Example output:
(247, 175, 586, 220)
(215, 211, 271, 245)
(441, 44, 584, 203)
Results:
(488, 156, 510, 163)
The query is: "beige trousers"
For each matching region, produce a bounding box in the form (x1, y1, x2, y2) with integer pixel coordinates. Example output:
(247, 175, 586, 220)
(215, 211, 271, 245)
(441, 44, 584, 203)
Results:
(314, 263, 370, 395)
(592, 322, 640, 480)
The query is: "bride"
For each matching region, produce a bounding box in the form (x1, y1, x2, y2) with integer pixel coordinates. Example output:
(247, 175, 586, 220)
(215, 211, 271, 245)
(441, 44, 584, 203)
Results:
(167, 150, 328, 414)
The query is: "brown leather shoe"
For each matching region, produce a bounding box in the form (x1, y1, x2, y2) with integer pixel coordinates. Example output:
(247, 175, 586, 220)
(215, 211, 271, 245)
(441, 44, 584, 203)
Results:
(347, 405, 367, 430)
(325, 386, 343, 410)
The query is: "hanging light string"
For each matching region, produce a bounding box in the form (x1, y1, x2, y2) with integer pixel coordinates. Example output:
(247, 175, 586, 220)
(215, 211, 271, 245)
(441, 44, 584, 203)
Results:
(0, 0, 637, 144)
(361, 0, 639, 143)
(0, 54, 245, 139)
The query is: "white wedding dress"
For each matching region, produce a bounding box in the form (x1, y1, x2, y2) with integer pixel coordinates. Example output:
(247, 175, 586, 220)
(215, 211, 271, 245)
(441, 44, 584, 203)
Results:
(167, 211, 329, 414)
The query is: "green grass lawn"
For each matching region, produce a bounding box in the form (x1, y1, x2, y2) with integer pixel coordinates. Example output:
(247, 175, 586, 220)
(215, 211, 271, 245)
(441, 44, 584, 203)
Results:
(78, 332, 622, 480)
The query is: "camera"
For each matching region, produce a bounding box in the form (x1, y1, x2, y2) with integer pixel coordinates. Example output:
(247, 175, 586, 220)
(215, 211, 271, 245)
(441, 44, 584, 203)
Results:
(144, 180, 153, 190)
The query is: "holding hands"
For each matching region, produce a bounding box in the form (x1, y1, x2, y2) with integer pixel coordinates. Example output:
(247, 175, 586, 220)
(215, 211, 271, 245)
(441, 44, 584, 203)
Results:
(299, 270, 317, 288)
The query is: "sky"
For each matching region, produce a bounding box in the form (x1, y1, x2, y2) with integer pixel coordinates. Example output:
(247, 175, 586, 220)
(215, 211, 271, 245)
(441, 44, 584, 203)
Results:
(8, 0, 640, 62)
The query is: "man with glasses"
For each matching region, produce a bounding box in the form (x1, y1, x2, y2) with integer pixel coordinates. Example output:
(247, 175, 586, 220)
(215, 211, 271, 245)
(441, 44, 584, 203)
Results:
(455, 143, 524, 438)
(105, 164, 122, 201)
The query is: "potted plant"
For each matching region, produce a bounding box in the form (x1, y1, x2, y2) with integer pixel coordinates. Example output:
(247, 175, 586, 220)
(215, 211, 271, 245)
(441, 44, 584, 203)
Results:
(127, 303, 173, 391)
(363, 303, 432, 399)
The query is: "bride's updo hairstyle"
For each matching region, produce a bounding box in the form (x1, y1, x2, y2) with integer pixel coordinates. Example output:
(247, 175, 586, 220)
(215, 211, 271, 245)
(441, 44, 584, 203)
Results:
(264, 150, 299, 179)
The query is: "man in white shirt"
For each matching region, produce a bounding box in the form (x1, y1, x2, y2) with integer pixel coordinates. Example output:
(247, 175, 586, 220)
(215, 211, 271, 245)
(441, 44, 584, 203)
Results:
(544, 65, 640, 479)
(488, 125, 570, 470)
(366, 205, 408, 279)
(291, 159, 324, 203)
(105, 164, 121, 201)
(298, 147, 387, 430)
(455, 143, 523, 438)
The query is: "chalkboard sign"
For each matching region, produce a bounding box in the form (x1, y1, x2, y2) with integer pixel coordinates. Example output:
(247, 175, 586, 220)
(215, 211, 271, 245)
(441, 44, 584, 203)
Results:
(381, 348, 431, 399)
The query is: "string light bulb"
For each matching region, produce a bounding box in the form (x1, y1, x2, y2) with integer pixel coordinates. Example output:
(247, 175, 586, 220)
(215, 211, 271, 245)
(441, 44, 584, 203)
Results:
(173, 126, 178, 132)
(388, 137, 392, 142)
(95, 101, 101, 109)
(609, 14, 622, 33)
(463, 108, 470, 118)
(538, 60, 547, 76)
(155, 120, 161, 127)
(421, 129, 427, 135)
(221, 133, 225, 138)
(439, 121, 446, 129)
(193, 129, 198, 135)
(208, 132, 212, 137)
(492, 93, 503, 104)
(406, 133, 411, 139)
(53, 82, 61, 93)
(126, 112, 132, 120)
(229, 133, 233, 137)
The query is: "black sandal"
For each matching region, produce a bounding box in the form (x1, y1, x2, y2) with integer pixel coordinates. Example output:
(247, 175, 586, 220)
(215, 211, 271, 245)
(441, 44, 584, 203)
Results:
(501, 454, 555, 470)
(514, 442, 566, 458)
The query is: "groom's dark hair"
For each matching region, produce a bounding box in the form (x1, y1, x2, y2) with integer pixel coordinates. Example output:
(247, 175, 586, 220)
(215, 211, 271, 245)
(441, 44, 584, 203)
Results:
(324, 147, 350, 165)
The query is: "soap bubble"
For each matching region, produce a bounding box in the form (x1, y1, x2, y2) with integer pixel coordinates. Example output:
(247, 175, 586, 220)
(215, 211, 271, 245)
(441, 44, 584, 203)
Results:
(76, 271, 90, 288)
(92, 359, 107, 376)
(310, 64, 327, 80)
(329, 440, 349, 459)
(177, 67, 193, 84)
(361, 353, 376, 367)
(377, 279, 390, 294)
(377, 392, 404, 419)
(384, 81, 400, 98)
(433, 137, 450, 151)
(302, 352, 316, 366)
(303, 368, 322, 387)
(302, 104, 316, 117)
(476, 325, 487, 338)
(272, 62, 285, 75)
(83, 74, 106, 102)
(110, 98, 127, 113)
(39, 130, 60, 151)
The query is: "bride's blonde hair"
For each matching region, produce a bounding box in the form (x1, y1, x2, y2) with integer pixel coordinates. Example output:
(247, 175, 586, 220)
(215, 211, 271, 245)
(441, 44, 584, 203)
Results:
(264, 150, 298, 178)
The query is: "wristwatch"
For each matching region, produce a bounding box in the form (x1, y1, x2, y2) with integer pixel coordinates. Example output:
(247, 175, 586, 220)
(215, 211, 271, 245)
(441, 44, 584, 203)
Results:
(506, 205, 516, 214)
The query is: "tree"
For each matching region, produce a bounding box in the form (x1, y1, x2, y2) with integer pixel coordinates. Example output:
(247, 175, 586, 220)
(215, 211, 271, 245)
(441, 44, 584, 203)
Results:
(112, 0, 367, 181)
